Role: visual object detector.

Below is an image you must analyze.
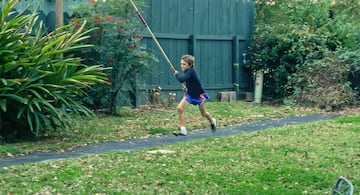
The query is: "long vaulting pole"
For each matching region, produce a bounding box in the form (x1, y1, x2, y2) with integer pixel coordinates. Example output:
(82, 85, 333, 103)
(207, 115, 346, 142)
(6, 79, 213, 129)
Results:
(129, 0, 177, 73)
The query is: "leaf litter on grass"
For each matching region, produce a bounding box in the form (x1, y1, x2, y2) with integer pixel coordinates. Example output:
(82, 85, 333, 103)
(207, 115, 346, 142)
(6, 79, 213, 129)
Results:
(1, 101, 322, 158)
(1, 116, 359, 194)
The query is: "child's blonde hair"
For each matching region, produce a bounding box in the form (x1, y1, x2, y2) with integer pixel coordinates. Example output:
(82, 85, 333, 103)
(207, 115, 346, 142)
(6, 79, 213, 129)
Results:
(181, 54, 195, 67)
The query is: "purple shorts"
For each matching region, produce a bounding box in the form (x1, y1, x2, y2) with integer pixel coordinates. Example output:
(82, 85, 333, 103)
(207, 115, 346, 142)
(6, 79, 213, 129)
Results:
(185, 93, 210, 105)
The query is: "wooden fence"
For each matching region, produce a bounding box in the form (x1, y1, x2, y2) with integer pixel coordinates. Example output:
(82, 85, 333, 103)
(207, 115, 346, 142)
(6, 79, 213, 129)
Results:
(136, 0, 255, 105)
(10, 0, 255, 106)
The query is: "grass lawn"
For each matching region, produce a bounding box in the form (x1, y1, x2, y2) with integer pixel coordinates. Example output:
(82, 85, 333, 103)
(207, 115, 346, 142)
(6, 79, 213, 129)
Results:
(0, 101, 359, 194)
(0, 101, 318, 157)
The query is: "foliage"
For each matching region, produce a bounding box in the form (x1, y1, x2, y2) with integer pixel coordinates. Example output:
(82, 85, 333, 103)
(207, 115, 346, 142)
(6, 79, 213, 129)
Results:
(328, 0, 360, 50)
(290, 50, 356, 110)
(247, 0, 360, 108)
(71, 0, 157, 114)
(247, 23, 334, 99)
(0, 0, 108, 141)
(1, 115, 359, 194)
(344, 49, 360, 97)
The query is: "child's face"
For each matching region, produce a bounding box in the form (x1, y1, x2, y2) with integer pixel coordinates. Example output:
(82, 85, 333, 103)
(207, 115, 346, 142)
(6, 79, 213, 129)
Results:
(180, 59, 191, 71)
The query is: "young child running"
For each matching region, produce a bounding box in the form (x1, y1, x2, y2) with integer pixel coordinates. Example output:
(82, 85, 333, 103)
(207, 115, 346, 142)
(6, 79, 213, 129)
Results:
(173, 54, 216, 136)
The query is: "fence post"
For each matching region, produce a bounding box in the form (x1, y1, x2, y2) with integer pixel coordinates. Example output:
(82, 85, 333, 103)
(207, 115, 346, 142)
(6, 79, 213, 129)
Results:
(189, 35, 197, 57)
(254, 69, 263, 103)
(233, 36, 240, 98)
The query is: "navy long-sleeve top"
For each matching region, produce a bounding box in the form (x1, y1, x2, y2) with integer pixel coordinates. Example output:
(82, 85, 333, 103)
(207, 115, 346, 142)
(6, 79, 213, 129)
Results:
(175, 68, 205, 98)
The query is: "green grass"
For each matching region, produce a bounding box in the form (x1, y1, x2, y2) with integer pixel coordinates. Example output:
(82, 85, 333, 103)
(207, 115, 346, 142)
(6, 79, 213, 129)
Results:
(0, 117, 359, 194)
(334, 115, 360, 132)
(1, 101, 359, 194)
(335, 115, 360, 124)
(0, 144, 20, 157)
(0, 101, 319, 157)
(148, 127, 171, 135)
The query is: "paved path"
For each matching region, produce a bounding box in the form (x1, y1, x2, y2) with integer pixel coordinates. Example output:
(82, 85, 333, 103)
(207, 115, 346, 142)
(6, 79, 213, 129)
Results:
(0, 114, 338, 168)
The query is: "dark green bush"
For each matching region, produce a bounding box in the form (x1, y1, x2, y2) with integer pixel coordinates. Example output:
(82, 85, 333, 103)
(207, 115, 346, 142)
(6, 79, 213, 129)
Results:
(290, 50, 356, 110)
(247, 0, 360, 109)
(0, 1, 108, 141)
(247, 24, 333, 99)
(71, 0, 157, 114)
(340, 49, 360, 99)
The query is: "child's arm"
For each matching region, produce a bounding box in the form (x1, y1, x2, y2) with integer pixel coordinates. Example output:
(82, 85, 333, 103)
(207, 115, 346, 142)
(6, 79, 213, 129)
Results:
(174, 69, 192, 83)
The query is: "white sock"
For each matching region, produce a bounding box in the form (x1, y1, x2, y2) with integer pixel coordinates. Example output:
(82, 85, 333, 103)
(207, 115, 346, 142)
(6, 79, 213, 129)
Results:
(180, 126, 187, 135)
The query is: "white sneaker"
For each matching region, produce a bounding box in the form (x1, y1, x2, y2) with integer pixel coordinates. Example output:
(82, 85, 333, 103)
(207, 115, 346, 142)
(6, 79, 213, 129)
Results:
(210, 118, 216, 133)
(173, 127, 187, 136)
(180, 126, 187, 135)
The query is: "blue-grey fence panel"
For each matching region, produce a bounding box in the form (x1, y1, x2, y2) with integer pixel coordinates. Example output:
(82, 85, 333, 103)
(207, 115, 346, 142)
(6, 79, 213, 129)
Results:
(196, 39, 233, 87)
(143, 35, 190, 88)
(139, 0, 255, 104)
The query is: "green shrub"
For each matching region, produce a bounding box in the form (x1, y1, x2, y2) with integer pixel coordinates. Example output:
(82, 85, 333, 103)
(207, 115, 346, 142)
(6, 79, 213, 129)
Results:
(247, 24, 333, 99)
(341, 49, 360, 98)
(0, 1, 108, 141)
(328, 1, 360, 50)
(290, 51, 356, 110)
(247, 0, 360, 108)
(71, 0, 157, 114)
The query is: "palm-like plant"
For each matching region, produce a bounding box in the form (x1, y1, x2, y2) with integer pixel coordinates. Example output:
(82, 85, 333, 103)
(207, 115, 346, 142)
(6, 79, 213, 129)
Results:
(0, 0, 108, 141)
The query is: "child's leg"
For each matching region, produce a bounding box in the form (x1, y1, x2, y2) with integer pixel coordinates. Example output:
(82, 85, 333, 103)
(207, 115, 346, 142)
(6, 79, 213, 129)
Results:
(177, 97, 189, 128)
(199, 103, 216, 132)
(198, 103, 212, 122)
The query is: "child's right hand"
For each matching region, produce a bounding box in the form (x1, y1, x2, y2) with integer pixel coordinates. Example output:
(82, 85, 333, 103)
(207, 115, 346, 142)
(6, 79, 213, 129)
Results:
(174, 70, 179, 76)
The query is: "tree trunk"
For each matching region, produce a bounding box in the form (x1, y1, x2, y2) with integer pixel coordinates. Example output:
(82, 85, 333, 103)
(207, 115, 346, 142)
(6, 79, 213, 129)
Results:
(0, 111, 2, 137)
(55, 0, 64, 27)
(109, 90, 118, 115)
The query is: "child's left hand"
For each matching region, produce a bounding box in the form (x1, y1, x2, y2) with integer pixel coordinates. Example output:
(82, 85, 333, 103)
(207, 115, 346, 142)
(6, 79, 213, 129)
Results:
(182, 85, 187, 92)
